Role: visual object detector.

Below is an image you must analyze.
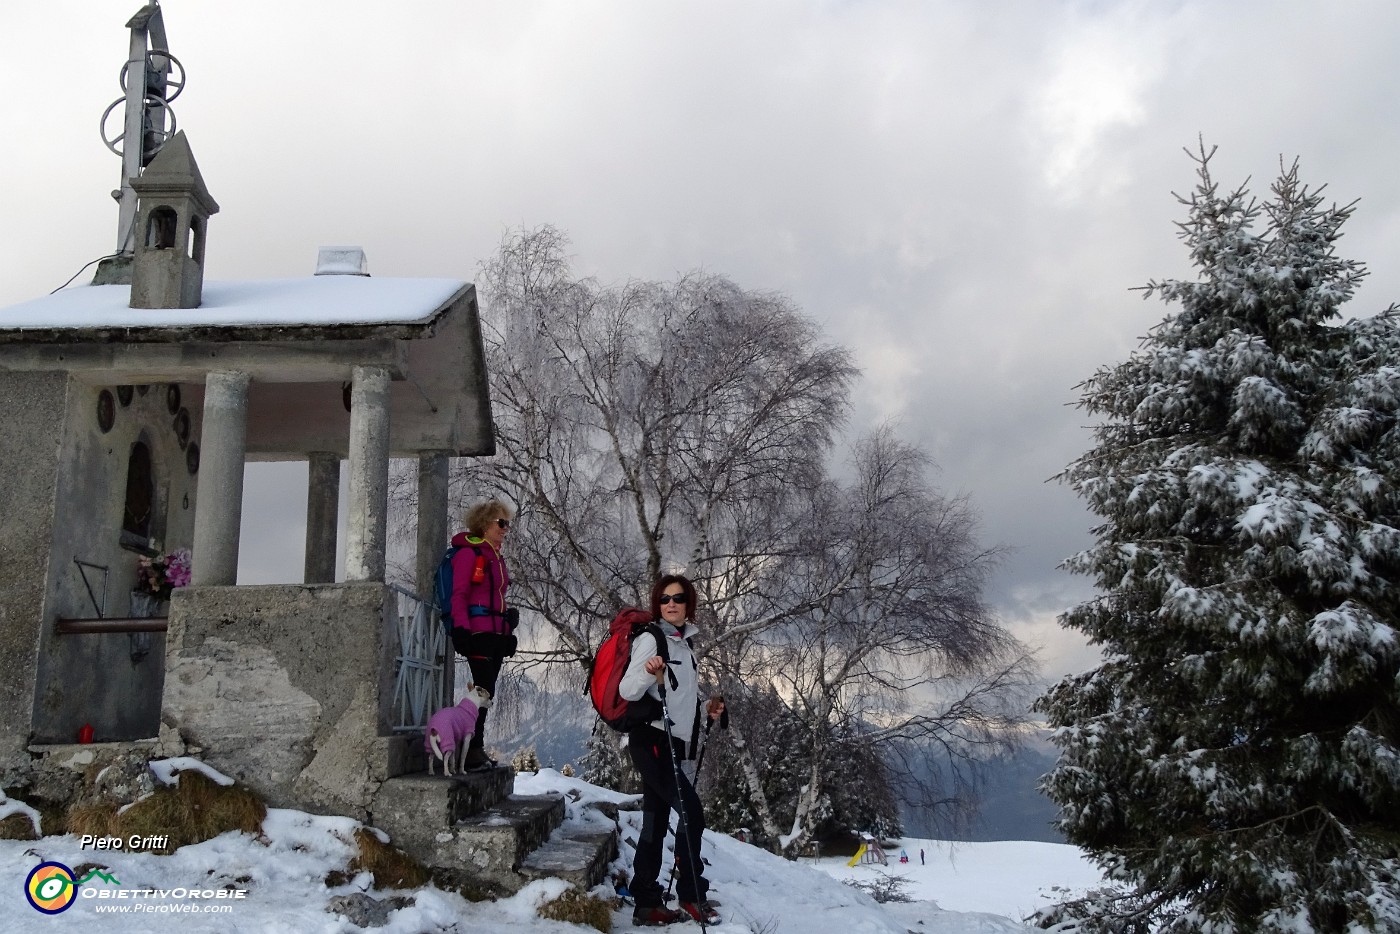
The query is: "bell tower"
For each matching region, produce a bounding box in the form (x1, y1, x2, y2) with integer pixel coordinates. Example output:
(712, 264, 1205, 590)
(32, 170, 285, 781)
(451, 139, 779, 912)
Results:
(128, 131, 219, 308)
(93, 0, 197, 290)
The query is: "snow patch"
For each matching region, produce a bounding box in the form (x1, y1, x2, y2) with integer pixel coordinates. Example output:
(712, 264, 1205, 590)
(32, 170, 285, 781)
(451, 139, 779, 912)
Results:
(149, 756, 235, 787)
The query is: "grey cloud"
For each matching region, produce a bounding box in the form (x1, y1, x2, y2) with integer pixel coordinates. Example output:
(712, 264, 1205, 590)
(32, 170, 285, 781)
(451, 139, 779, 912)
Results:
(6, 0, 1400, 682)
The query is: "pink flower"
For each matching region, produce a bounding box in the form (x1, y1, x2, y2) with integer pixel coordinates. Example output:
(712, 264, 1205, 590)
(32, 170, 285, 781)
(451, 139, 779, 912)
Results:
(134, 548, 193, 597)
(166, 549, 192, 588)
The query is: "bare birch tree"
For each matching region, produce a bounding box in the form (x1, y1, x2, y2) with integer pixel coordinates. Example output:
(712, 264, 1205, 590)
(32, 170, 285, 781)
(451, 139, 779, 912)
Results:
(426, 226, 1032, 853)
(467, 224, 854, 668)
(730, 427, 1036, 853)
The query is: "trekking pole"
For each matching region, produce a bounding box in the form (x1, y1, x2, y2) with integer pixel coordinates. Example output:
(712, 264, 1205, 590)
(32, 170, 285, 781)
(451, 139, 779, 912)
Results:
(657, 669, 709, 932)
(692, 695, 727, 778)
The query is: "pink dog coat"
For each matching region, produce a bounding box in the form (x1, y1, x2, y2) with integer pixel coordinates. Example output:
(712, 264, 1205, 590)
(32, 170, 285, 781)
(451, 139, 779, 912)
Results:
(424, 696, 482, 757)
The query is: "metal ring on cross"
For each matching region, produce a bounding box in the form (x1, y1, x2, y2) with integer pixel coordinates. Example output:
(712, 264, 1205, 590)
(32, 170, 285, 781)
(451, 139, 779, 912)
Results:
(99, 96, 177, 158)
(120, 50, 185, 103)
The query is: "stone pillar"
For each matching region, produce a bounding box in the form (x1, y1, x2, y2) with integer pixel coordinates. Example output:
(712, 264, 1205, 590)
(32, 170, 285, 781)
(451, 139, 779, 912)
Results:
(344, 366, 391, 582)
(304, 452, 341, 584)
(191, 370, 250, 586)
(415, 452, 450, 597)
(417, 451, 454, 706)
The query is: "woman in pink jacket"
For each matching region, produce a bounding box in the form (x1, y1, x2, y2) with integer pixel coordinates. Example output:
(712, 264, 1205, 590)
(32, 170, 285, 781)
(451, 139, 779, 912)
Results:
(448, 498, 517, 769)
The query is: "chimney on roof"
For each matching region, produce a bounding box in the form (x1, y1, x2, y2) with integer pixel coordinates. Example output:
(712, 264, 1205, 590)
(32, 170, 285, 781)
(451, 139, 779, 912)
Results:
(315, 247, 370, 276)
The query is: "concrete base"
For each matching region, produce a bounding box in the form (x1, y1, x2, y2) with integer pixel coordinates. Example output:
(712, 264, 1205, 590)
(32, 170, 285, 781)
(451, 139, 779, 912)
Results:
(92, 253, 134, 286)
(377, 733, 427, 779)
(161, 582, 398, 819)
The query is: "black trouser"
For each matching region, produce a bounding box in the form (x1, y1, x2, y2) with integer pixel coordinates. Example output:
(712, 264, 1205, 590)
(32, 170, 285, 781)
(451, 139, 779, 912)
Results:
(451, 628, 502, 751)
(627, 724, 708, 907)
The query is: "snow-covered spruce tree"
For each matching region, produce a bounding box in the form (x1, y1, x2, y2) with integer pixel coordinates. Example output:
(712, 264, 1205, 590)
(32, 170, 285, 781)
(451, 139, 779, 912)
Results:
(1036, 146, 1400, 933)
(579, 732, 635, 794)
(510, 746, 541, 774)
(824, 736, 903, 843)
(702, 684, 904, 846)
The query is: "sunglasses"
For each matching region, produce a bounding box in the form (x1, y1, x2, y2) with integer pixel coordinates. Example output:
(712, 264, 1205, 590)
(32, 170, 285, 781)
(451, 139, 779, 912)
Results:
(495, 518, 511, 530)
(658, 593, 688, 606)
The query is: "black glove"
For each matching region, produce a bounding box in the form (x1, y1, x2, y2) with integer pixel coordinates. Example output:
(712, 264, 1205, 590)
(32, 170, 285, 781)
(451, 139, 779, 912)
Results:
(502, 607, 520, 631)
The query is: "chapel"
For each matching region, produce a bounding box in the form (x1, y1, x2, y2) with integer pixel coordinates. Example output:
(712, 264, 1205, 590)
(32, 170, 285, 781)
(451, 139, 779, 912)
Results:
(0, 1, 492, 818)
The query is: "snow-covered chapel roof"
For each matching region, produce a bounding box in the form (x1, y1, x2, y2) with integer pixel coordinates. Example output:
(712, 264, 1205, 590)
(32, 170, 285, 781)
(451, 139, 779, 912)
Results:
(0, 275, 494, 459)
(0, 275, 469, 344)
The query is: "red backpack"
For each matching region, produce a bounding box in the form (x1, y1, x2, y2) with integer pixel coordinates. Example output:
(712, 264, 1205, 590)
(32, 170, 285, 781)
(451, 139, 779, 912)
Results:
(587, 607, 668, 732)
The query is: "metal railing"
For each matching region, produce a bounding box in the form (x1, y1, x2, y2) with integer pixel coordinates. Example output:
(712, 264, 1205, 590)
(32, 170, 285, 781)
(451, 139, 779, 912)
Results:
(389, 584, 446, 732)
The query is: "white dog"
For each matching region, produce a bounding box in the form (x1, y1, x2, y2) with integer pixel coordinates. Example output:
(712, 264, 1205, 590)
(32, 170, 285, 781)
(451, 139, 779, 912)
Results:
(425, 685, 492, 775)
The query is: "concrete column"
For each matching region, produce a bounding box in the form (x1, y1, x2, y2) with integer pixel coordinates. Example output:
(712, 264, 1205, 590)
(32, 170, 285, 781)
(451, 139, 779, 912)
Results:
(415, 452, 450, 598)
(344, 366, 391, 582)
(191, 370, 251, 586)
(416, 451, 453, 706)
(304, 452, 341, 584)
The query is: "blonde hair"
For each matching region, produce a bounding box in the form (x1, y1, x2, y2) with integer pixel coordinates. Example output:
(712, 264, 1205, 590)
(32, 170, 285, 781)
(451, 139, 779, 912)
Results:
(464, 498, 514, 537)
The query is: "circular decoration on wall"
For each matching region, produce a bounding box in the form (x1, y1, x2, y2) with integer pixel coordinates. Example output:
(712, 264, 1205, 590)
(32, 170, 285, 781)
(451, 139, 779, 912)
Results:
(173, 407, 191, 448)
(185, 442, 200, 475)
(96, 390, 116, 433)
(116, 385, 134, 406)
(135, 384, 149, 396)
(166, 383, 181, 414)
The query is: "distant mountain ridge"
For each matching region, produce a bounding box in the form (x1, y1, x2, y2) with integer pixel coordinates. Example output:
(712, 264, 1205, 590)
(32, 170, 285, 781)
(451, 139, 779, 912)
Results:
(489, 678, 1063, 843)
(896, 733, 1064, 844)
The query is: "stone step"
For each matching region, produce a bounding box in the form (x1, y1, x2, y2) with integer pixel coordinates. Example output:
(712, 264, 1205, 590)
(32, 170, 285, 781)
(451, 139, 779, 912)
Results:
(422, 793, 567, 897)
(370, 733, 428, 781)
(518, 829, 619, 891)
(373, 731, 499, 781)
(369, 766, 515, 851)
(371, 775, 569, 898)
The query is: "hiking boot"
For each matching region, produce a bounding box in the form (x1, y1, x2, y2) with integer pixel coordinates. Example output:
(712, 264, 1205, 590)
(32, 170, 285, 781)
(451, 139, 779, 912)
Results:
(679, 900, 720, 923)
(462, 747, 495, 770)
(633, 905, 686, 926)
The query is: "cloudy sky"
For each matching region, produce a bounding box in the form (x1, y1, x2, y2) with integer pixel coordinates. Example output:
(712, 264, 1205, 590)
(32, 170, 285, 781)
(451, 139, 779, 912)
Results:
(5, 1, 1400, 681)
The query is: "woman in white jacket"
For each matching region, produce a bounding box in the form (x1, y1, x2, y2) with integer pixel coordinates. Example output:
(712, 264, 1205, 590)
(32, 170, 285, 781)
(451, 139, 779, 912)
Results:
(618, 573, 724, 927)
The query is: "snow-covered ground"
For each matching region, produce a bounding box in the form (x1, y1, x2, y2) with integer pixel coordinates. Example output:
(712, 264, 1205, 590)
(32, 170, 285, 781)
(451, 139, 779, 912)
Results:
(1, 765, 1107, 932)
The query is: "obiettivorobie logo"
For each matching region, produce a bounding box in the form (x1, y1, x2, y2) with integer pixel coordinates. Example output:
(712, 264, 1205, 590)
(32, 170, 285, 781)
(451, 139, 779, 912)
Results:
(23, 858, 248, 915)
(25, 862, 120, 914)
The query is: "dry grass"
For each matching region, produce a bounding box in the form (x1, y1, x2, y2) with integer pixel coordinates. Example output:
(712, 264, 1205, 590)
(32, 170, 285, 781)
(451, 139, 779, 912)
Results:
(324, 869, 353, 888)
(117, 770, 265, 853)
(538, 888, 615, 933)
(65, 801, 121, 839)
(37, 802, 70, 837)
(0, 813, 39, 841)
(63, 770, 266, 855)
(430, 867, 495, 902)
(347, 828, 431, 890)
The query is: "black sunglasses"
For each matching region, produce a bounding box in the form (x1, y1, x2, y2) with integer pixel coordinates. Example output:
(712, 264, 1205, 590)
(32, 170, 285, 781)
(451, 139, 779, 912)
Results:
(658, 593, 688, 606)
(495, 518, 510, 530)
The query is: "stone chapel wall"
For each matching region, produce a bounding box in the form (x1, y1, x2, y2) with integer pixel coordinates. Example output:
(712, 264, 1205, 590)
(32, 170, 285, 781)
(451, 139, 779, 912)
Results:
(0, 371, 65, 768)
(29, 378, 202, 744)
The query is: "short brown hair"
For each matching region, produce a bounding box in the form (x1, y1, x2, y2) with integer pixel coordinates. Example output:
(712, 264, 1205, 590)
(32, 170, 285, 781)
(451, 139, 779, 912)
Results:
(650, 574, 697, 622)
(464, 498, 513, 537)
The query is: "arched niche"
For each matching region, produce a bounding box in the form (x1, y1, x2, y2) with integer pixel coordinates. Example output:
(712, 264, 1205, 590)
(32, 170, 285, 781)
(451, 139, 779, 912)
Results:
(120, 438, 157, 551)
(146, 205, 178, 250)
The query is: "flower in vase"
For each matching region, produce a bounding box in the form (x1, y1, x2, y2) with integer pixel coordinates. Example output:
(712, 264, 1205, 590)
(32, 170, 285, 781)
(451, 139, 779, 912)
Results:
(135, 548, 194, 600)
